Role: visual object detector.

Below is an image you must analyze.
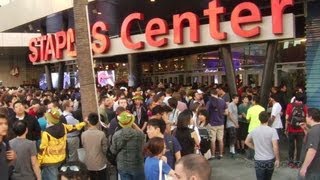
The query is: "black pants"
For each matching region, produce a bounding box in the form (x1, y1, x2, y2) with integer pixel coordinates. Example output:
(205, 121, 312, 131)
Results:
(255, 159, 275, 180)
(89, 168, 107, 180)
(288, 132, 304, 164)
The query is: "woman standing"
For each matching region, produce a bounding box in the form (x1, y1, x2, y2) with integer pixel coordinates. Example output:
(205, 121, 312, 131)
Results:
(174, 110, 200, 156)
(144, 137, 176, 180)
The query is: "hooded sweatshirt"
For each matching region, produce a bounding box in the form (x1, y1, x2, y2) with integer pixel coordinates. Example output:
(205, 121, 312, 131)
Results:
(110, 127, 145, 171)
(38, 122, 86, 166)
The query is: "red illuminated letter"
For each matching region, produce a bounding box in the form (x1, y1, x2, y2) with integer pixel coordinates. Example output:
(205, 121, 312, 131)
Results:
(271, 0, 294, 34)
(92, 21, 110, 54)
(173, 12, 200, 44)
(28, 38, 39, 63)
(37, 36, 47, 60)
(67, 28, 77, 57)
(231, 2, 262, 38)
(203, 0, 226, 40)
(121, 13, 145, 50)
(55, 31, 66, 59)
(44, 34, 56, 60)
(145, 18, 169, 47)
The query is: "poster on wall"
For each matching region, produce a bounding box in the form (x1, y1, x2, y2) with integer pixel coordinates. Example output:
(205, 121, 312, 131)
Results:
(97, 70, 115, 87)
(39, 74, 47, 90)
(39, 72, 72, 90)
(63, 72, 71, 89)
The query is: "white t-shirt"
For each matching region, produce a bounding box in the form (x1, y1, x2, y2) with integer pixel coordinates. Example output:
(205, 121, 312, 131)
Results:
(271, 102, 283, 129)
(248, 125, 279, 160)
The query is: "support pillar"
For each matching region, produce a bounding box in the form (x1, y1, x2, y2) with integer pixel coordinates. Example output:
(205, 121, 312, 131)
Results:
(45, 64, 53, 90)
(73, 0, 99, 118)
(221, 45, 237, 96)
(57, 62, 65, 90)
(260, 41, 278, 108)
(128, 54, 139, 87)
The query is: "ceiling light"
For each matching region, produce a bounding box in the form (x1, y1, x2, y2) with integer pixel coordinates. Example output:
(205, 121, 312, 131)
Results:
(37, 29, 40, 32)
(97, 12, 102, 15)
(150, 0, 155, 2)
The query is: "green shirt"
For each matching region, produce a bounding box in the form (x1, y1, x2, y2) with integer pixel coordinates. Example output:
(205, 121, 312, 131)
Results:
(247, 105, 265, 133)
(238, 103, 250, 123)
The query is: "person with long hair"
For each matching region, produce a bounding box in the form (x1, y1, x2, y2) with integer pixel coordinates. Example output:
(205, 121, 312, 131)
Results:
(174, 110, 200, 156)
(144, 137, 176, 180)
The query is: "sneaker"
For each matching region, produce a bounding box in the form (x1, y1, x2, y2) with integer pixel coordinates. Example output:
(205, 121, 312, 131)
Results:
(217, 155, 223, 160)
(230, 153, 236, 158)
(208, 156, 216, 160)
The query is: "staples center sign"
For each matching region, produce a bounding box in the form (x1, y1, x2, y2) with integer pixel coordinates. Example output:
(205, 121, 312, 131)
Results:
(29, 0, 295, 64)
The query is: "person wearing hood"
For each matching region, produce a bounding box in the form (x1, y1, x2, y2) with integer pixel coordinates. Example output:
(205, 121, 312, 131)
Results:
(37, 108, 87, 180)
(110, 111, 145, 180)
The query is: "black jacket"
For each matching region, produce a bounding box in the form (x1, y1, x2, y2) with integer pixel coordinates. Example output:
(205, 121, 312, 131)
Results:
(11, 113, 41, 141)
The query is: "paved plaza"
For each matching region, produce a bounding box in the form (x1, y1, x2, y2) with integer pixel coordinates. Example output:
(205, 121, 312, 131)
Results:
(210, 154, 297, 180)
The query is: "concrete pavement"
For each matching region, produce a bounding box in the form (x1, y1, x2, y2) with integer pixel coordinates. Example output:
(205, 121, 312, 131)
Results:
(210, 154, 298, 180)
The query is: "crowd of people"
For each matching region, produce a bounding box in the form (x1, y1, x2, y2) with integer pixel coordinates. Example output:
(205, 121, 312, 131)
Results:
(0, 83, 319, 180)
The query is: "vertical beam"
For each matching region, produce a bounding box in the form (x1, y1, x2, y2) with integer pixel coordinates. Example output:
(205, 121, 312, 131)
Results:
(73, 0, 99, 118)
(44, 64, 53, 90)
(128, 54, 138, 87)
(221, 45, 237, 96)
(57, 62, 65, 90)
(260, 40, 278, 108)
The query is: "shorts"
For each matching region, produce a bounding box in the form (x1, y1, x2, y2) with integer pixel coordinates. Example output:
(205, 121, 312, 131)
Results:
(227, 127, 237, 145)
(207, 125, 224, 142)
(238, 121, 249, 140)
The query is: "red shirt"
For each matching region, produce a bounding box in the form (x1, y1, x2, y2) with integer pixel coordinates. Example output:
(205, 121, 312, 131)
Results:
(285, 102, 307, 133)
(28, 108, 37, 118)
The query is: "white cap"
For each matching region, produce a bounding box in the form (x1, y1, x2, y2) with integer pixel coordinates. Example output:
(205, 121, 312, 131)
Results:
(196, 89, 204, 94)
(120, 87, 127, 91)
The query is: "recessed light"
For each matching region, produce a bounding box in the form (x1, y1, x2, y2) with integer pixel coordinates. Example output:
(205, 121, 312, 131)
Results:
(37, 29, 40, 32)
(150, 0, 155, 2)
(97, 12, 102, 15)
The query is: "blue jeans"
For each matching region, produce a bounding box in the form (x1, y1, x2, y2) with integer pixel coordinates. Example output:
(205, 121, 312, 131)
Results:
(118, 169, 145, 180)
(254, 159, 275, 180)
(42, 164, 60, 180)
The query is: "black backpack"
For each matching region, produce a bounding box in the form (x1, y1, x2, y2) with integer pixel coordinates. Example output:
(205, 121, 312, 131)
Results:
(198, 127, 211, 154)
(290, 103, 305, 129)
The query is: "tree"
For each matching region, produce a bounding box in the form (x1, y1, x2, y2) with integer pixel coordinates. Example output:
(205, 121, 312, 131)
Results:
(73, 0, 99, 118)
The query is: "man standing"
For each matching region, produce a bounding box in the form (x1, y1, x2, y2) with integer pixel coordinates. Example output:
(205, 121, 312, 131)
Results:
(38, 108, 86, 180)
(226, 94, 239, 157)
(217, 85, 230, 104)
(238, 95, 250, 154)
(62, 100, 81, 162)
(12, 101, 41, 141)
(269, 94, 283, 138)
(98, 96, 110, 127)
(146, 119, 182, 168)
(0, 113, 16, 180)
(130, 93, 148, 132)
(110, 111, 145, 179)
(10, 120, 41, 180)
(206, 88, 228, 159)
(245, 111, 280, 180)
(81, 113, 108, 180)
(285, 92, 307, 168)
(247, 96, 265, 133)
(189, 89, 205, 109)
(299, 108, 320, 179)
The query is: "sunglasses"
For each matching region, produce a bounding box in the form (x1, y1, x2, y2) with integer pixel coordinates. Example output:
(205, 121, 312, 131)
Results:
(60, 165, 80, 172)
